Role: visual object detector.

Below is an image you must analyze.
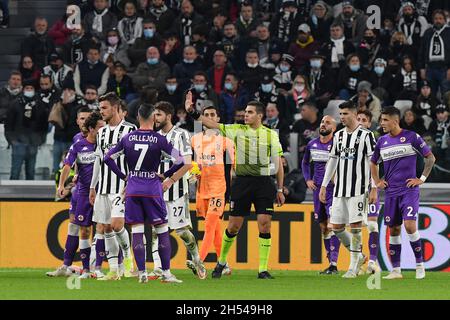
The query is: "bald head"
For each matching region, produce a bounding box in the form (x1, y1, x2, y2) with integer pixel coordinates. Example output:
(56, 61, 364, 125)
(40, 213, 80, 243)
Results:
(319, 115, 337, 136)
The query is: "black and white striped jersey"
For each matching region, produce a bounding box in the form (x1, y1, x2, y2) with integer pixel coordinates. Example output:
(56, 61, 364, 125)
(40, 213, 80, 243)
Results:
(96, 120, 136, 194)
(330, 126, 376, 197)
(158, 126, 192, 201)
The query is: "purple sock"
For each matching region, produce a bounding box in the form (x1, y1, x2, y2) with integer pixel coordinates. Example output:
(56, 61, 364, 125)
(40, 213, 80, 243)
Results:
(369, 232, 379, 262)
(389, 243, 402, 268)
(63, 235, 79, 267)
(323, 237, 331, 263)
(118, 248, 123, 265)
(80, 247, 91, 271)
(95, 238, 105, 269)
(409, 240, 424, 264)
(157, 231, 171, 271)
(329, 235, 340, 264)
(132, 233, 146, 272)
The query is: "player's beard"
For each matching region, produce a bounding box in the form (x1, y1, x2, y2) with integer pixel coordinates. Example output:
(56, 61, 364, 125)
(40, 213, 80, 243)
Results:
(154, 120, 166, 132)
(319, 129, 331, 136)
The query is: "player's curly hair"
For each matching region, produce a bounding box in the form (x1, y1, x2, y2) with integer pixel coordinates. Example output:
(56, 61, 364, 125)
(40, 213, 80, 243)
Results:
(83, 111, 102, 132)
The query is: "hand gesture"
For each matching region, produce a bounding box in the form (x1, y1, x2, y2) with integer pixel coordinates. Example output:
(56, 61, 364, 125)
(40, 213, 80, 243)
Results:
(406, 178, 423, 188)
(185, 91, 194, 113)
(306, 180, 317, 191)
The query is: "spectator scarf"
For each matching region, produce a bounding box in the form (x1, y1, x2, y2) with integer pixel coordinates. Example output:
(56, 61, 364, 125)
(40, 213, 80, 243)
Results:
(399, 16, 420, 45)
(429, 25, 447, 62)
(296, 36, 314, 48)
(240, 15, 253, 29)
(121, 15, 138, 43)
(292, 89, 308, 111)
(278, 10, 297, 43)
(92, 8, 109, 34)
(181, 16, 193, 45)
(274, 66, 292, 84)
(331, 37, 345, 64)
(310, 69, 321, 92)
(401, 68, 417, 90)
(149, 4, 168, 20)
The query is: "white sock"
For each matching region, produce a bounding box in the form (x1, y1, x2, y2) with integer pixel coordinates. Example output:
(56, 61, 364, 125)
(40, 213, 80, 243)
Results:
(89, 234, 98, 267)
(349, 228, 362, 272)
(333, 228, 352, 251)
(104, 232, 119, 271)
(151, 226, 162, 270)
(176, 227, 200, 263)
(115, 227, 131, 258)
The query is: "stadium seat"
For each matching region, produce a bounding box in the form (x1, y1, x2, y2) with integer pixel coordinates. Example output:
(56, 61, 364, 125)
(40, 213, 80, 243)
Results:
(393, 100, 413, 117)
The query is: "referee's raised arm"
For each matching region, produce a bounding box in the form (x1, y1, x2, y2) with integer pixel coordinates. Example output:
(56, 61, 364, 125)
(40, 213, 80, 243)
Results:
(185, 91, 220, 129)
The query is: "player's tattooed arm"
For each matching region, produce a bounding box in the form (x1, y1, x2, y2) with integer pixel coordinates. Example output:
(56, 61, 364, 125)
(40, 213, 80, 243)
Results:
(406, 152, 436, 187)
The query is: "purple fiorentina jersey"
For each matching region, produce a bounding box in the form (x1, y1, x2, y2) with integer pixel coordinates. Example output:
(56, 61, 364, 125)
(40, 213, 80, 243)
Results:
(105, 129, 183, 197)
(64, 137, 96, 194)
(302, 137, 333, 187)
(371, 129, 431, 196)
(72, 132, 84, 144)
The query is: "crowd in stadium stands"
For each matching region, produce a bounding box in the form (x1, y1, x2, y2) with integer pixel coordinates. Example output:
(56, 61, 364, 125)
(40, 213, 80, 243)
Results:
(0, 0, 449, 185)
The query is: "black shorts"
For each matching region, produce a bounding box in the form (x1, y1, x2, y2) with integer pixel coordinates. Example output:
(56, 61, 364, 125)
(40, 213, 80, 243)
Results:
(229, 176, 277, 217)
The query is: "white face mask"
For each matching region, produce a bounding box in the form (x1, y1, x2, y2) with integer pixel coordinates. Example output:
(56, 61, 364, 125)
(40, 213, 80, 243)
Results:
(247, 63, 258, 68)
(295, 85, 305, 92)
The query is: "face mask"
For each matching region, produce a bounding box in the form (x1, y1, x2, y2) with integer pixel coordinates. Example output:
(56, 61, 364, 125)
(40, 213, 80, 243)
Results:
(184, 59, 194, 64)
(364, 36, 375, 44)
(261, 83, 272, 93)
(108, 36, 119, 45)
(350, 64, 360, 72)
(24, 90, 35, 98)
(143, 29, 154, 38)
(280, 65, 290, 72)
(311, 14, 318, 25)
(166, 84, 177, 93)
(72, 34, 82, 42)
(374, 66, 385, 75)
(147, 58, 159, 65)
(404, 13, 414, 23)
(194, 84, 205, 92)
(295, 85, 304, 92)
(310, 59, 322, 69)
(247, 63, 258, 68)
(88, 59, 98, 65)
(225, 82, 233, 91)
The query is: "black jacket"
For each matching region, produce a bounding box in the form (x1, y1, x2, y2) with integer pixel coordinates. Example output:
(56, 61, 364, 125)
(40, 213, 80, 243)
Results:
(0, 87, 20, 123)
(283, 168, 307, 204)
(5, 94, 48, 146)
(338, 66, 372, 96)
(21, 32, 56, 69)
(418, 26, 450, 70)
(62, 35, 96, 66)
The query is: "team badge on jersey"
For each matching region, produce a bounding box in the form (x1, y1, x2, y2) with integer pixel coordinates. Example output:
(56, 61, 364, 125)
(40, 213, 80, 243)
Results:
(400, 137, 406, 143)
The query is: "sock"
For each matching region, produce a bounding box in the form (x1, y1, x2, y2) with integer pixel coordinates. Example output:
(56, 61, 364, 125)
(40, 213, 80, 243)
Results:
(199, 214, 220, 262)
(79, 239, 91, 271)
(258, 233, 271, 273)
(323, 232, 331, 264)
(389, 235, 402, 270)
(369, 231, 379, 262)
(329, 233, 340, 265)
(104, 232, 119, 271)
(333, 228, 351, 252)
(118, 248, 123, 265)
(407, 231, 424, 264)
(176, 227, 200, 263)
(63, 222, 80, 267)
(132, 233, 146, 272)
(95, 234, 105, 269)
(213, 218, 223, 257)
(156, 226, 171, 271)
(349, 228, 362, 272)
(151, 226, 162, 269)
(63, 235, 79, 267)
(218, 229, 237, 265)
(89, 234, 97, 270)
(115, 227, 131, 258)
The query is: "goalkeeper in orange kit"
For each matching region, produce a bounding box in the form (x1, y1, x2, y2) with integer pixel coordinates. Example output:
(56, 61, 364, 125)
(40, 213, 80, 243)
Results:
(190, 106, 235, 275)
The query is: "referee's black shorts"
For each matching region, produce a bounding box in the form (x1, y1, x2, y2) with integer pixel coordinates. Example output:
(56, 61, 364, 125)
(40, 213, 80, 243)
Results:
(229, 176, 277, 217)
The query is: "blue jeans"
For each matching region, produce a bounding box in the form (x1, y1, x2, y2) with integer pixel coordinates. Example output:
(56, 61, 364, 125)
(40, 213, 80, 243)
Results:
(53, 139, 71, 173)
(10, 141, 38, 180)
(0, 0, 9, 17)
(426, 67, 450, 96)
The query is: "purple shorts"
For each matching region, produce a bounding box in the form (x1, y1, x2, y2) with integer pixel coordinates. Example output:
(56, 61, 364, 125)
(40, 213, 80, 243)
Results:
(383, 190, 419, 227)
(313, 186, 333, 223)
(368, 197, 381, 218)
(125, 196, 168, 225)
(73, 193, 93, 227)
(69, 186, 78, 215)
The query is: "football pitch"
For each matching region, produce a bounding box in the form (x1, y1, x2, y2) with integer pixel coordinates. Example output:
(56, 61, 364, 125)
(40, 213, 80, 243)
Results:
(1, 269, 450, 300)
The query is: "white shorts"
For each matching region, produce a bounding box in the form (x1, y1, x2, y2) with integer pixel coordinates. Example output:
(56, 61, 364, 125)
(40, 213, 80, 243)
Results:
(166, 194, 191, 230)
(93, 194, 125, 224)
(330, 194, 368, 225)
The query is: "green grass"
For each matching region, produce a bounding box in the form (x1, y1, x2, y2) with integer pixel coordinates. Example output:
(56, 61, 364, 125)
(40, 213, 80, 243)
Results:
(1, 269, 449, 300)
